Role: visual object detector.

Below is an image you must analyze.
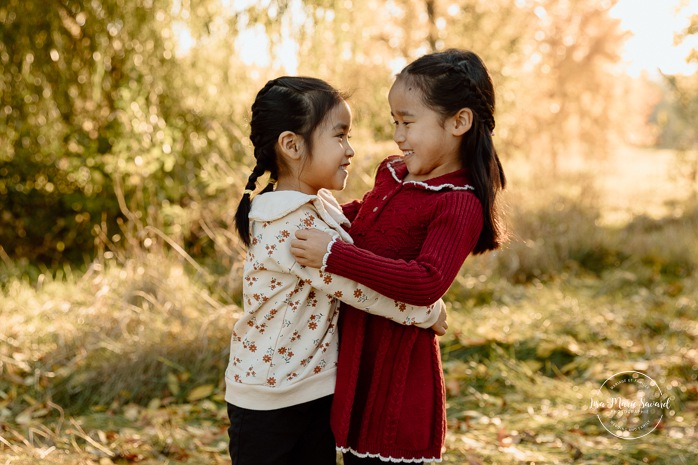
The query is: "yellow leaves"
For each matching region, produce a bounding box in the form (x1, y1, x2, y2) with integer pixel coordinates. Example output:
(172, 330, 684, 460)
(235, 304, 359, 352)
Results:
(535, 338, 581, 359)
(123, 404, 141, 422)
(66, 418, 116, 458)
(165, 371, 217, 403)
(13, 397, 56, 425)
(167, 372, 180, 396)
(15, 405, 50, 425)
(186, 384, 215, 402)
(14, 408, 34, 425)
(0, 398, 230, 463)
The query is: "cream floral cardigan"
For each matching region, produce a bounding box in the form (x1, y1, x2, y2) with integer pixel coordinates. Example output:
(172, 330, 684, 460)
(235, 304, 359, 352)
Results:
(224, 189, 441, 410)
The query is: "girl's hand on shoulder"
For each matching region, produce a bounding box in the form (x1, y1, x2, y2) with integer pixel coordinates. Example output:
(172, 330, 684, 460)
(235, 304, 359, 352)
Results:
(291, 228, 334, 268)
(431, 299, 448, 336)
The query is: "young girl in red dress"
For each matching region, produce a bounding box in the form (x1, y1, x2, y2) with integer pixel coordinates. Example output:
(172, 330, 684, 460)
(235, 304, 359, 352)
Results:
(291, 49, 506, 463)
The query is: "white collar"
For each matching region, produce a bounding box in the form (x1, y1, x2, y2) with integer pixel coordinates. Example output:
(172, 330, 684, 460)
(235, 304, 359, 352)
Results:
(249, 189, 352, 243)
(387, 159, 475, 192)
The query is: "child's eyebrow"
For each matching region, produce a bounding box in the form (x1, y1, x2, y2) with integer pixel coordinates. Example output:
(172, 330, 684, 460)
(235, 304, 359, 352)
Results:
(332, 123, 351, 131)
(391, 110, 415, 117)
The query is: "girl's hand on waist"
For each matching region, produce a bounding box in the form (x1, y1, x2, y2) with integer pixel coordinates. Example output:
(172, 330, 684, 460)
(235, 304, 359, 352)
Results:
(431, 299, 448, 336)
(291, 228, 334, 268)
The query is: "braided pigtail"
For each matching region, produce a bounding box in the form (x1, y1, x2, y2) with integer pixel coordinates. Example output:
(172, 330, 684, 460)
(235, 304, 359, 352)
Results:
(454, 64, 506, 252)
(235, 161, 267, 246)
(234, 79, 284, 246)
(234, 76, 347, 247)
(456, 67, 496, 136)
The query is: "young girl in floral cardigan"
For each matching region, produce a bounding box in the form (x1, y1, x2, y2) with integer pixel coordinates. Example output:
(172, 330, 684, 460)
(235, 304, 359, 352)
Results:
(226, 76, 446, 465)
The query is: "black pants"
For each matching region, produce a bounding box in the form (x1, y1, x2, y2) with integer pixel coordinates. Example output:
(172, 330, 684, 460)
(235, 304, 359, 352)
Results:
(227, 395, 336, 465)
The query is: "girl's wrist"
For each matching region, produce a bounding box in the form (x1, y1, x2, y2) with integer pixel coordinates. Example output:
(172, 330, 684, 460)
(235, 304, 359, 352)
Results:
(321, 236, 339, 272)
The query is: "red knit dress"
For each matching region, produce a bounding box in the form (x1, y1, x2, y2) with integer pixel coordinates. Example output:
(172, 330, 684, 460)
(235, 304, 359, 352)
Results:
(327, 156, 484, 462)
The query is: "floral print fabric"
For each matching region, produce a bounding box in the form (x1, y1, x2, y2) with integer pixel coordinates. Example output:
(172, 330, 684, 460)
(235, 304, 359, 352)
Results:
(224, 189, 439, 411)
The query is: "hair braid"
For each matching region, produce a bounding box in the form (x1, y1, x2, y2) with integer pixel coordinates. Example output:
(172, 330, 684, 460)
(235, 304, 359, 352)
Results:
(255, 78, 280, 100)
(234, 76, 347, 246)
(452, 62, 495, 134)
(243, 160, 267, 194)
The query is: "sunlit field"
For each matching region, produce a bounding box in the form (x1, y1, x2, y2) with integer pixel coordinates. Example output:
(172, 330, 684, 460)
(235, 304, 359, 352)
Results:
(2, 0, 698, 463)
(2, 143, 697, 464)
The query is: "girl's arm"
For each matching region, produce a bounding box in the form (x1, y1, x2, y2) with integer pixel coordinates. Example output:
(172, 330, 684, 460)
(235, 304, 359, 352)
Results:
(293, 193, 483, 306)
(274, 205, 443, 329)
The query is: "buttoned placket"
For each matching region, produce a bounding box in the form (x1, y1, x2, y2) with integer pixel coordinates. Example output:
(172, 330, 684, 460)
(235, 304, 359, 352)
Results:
(371, 182, 403, 215)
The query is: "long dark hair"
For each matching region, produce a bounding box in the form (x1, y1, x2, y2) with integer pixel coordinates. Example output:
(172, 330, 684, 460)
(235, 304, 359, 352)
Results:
(234, 76, 346, 246)
(398, 49, 506, 253)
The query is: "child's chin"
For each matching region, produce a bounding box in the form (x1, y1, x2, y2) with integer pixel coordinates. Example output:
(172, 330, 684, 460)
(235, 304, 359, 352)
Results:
(329, 181, 347, 191)
(331, 174, 348, 191)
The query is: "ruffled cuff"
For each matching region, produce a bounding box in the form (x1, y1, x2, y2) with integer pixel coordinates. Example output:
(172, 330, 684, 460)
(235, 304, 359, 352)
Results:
(321, 236, 339, 272)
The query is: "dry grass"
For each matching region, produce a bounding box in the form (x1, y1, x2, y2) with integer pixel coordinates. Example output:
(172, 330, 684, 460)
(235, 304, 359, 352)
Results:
(0, 249, 239, 463)
(2, 145, 698, 464)
(439, 276, 698, 464)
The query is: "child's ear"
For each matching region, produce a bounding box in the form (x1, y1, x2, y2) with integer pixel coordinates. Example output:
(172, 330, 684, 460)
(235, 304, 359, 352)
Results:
(277, 131, 302, 160)
(451, 108, 473, 136)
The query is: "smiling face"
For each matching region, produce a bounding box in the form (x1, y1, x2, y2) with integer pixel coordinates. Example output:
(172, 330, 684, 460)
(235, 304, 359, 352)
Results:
(298, 100, 354, 194)
(388, 77, 464, 182)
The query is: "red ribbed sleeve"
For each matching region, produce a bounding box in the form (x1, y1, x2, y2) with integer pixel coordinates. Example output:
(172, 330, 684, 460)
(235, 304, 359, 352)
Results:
(325, 192, 483, 306)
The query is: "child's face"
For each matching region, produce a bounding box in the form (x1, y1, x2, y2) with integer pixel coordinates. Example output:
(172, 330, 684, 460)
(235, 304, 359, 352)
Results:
(388, 78, 463, 181)
(298, 101, 354, 194)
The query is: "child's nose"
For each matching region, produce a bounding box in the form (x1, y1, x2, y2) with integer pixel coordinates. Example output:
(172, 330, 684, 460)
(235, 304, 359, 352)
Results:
(393, 126, 405, 143)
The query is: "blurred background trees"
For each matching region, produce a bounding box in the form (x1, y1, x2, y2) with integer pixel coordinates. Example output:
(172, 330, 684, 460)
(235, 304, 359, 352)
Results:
(0, 0, 695, 269)
(658, 11, 698, 192)
(0, 0, 246, 268)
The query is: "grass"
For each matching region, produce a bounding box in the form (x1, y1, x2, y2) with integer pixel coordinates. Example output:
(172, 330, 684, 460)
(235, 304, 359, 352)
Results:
(2, 145, 698, 464)
(1, 256, 236, 464)
(439, 275, 698, 464)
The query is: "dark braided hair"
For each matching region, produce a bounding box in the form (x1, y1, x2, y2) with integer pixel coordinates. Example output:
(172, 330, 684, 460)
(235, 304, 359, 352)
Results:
(235, 76, 347, 246)
(397, 49, 506, 253)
